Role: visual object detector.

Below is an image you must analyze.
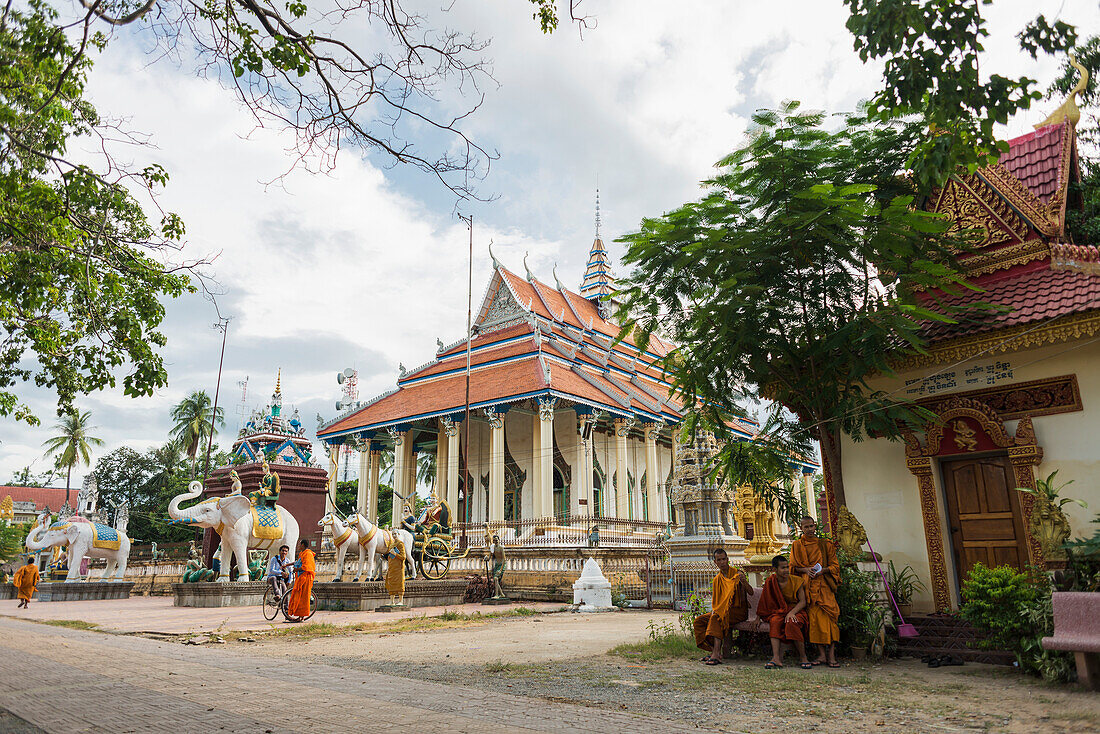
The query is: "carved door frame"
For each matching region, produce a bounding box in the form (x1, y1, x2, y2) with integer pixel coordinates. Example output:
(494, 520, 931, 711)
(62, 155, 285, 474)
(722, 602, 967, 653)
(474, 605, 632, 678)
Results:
(903, 397, 1044, 612)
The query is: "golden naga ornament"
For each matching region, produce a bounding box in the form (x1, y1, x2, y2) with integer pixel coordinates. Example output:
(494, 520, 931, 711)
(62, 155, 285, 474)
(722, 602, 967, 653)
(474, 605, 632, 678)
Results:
(835, 505, 868, 558)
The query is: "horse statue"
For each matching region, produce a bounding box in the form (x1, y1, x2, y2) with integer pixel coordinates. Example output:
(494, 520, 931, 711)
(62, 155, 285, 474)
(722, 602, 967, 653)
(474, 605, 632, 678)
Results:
(318, 512, 359, 582)
(345, 513, 415, 582)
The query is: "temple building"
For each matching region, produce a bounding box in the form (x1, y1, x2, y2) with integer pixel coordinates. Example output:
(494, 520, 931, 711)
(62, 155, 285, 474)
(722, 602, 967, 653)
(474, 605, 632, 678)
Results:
(829, 78, 1100, 612)
(317, 216, 819, 540)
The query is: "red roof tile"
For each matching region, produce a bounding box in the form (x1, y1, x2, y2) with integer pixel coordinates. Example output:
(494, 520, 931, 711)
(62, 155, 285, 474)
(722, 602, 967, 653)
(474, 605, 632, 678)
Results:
(922, 266, 1100, 342)
(0, 485, 73, 512)
(1001, 123, 1068, 203)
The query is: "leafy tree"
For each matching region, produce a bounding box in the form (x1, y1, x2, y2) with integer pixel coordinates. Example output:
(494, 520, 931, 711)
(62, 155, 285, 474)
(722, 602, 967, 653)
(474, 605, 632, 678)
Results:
(0, 1, 193, 425)
(91, 446, 193, 544)
(147, 439, 185, 496)
(842, 0, 1079, 190)
(617, 104, 974, 510)
(170, 391, 225, 479)
(6, 465, 57, 487)
(41, 409, 103, 507)
(333, 479, 394, 527)
(417, 452, 437, 494)
(0, 522, 31, 567)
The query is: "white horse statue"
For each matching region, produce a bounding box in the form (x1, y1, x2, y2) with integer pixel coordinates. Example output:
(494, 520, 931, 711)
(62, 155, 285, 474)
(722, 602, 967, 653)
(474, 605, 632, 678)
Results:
(345, 513, 415, 581)
(318, 512, 360, 582)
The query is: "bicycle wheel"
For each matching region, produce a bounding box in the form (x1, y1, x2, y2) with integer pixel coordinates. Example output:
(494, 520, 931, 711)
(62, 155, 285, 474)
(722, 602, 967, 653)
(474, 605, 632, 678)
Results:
(262, 585, 280, 621)
(304, 593, 317, 621)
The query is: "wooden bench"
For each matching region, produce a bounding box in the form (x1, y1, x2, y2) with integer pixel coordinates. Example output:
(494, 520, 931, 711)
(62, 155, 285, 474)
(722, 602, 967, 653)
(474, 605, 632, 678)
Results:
(734, 586, 771, 635)
(1042, 592, 1100, 690)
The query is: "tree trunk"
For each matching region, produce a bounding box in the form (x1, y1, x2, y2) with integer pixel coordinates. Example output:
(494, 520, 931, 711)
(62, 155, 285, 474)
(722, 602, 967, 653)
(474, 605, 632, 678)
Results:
(65, 465, 72, 508)
(817, 423, 845, 523)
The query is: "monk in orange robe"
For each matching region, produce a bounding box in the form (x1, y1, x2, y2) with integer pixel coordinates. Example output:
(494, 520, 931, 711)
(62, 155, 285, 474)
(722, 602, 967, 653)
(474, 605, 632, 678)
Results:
(756, 555, 810, 669)
(286, 539, 315, 622)
(693, 548, 751, 665)
(791, 516, 841, 667)
(14, 556, 39, 609)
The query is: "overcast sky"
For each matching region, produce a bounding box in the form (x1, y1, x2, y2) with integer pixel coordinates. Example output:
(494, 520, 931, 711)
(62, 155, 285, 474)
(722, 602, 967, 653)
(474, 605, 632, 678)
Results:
(2, 0, 1097, 485)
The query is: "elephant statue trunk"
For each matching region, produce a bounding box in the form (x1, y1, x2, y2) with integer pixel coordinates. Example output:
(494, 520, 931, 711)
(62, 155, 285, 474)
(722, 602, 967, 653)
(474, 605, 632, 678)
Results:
(167, 480, 205, 523)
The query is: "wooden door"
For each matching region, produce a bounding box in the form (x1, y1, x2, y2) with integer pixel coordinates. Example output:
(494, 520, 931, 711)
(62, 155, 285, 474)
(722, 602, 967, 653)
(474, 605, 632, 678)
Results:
(941, 455, 1029, 583)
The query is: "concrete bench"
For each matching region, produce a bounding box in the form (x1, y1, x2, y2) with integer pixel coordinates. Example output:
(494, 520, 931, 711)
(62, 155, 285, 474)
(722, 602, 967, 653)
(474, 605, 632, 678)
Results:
(1042, 592, 1100, 690)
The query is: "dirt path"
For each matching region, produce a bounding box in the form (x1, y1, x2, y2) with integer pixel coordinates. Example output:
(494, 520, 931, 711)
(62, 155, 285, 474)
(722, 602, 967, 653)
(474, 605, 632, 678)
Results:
(237, 610, 1100, 734)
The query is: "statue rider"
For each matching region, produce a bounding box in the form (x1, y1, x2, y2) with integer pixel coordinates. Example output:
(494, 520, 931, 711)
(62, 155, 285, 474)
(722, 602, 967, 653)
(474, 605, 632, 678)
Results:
(250, 461, 280, 509)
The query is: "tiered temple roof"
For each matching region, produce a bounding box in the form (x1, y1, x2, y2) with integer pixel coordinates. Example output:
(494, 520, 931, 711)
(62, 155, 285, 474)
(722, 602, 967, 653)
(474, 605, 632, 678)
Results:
(318, 260, 760, 442)
(920, 118, 1098, 346)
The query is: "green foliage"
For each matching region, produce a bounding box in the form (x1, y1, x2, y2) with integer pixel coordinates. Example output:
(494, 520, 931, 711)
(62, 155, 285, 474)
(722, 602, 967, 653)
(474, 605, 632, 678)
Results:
(6, 465, 57, 487)
(41, 410, 104, 501)
(0, 522, 31, 564)
(1066, 156, 1100, 249)
(612, 622, 698, 661)
(886, 561, 926, 605)
(618, 104, 976, 507)
(170, 391, 225, 478)
(960, 563, 1042, 650)
(1018, 470, 1088, 510)
(677, 592, 707, 636)
(91, 443, 195, 545)
(836, 549, 887, 653)
(1061, 514, 1100, 593)
(1047, 35, 1100, 147)
(0, 1, 192, 424)
(843, 0, 1078, 191)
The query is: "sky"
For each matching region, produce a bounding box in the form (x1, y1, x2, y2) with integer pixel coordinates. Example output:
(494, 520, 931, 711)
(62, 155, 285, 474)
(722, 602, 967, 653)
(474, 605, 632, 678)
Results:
(2, 0, 1098, 485)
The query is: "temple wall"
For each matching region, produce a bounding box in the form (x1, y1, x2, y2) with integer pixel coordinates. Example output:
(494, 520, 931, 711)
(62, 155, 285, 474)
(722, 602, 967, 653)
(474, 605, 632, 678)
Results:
(503, 411, 534, 519)
(840, 338, 1100, 611)
(552, 411, 581, 515)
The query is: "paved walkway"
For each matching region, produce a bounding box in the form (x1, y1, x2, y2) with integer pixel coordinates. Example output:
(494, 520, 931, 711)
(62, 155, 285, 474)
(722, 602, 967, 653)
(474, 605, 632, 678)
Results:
(2, 596, 561, 634)
(0, 618, 708, 733)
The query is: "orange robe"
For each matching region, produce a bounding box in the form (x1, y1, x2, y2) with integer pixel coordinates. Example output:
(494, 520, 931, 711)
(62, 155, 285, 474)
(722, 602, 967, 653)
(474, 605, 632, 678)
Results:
(693, 567, 748, 650)
(286, 549, 315, 618)
(385, 538, 406, 598)
(791, 536, 840, 645)
(756, 574, 807, 642)
(14, 564, 39, 601)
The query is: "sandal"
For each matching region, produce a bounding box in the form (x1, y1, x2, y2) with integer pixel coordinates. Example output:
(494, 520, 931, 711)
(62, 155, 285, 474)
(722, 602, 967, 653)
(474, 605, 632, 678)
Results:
(811, 660, 826, 666)
(827, 662, 841, 668)
(800, 662, 814, 669)
(764, 661, 783, 669)
(704, 658, 722, 666)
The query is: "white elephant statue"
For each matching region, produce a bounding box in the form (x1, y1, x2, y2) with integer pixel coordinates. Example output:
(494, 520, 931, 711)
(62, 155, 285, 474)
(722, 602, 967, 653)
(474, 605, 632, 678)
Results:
(319, 512, 359, 582)
(345, 513, 415, 581)
(168, 480, 300, 582)
(25, 513, 131, 581)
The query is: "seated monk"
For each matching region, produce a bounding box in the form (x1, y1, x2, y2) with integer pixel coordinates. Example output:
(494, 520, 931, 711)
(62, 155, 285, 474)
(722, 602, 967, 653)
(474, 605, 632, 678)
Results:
(757, 555, 810, 669)
(693, 547, 751, 665)
(791, 516, 841, 667)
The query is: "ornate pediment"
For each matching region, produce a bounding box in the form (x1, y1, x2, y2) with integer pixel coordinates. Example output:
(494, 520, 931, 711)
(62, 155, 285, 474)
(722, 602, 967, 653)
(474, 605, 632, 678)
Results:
(929, 173, 1028, 249)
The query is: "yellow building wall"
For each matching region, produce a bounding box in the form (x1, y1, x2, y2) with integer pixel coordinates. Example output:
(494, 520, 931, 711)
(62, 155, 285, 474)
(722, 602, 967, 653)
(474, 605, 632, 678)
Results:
(840, 337, 1100, 611)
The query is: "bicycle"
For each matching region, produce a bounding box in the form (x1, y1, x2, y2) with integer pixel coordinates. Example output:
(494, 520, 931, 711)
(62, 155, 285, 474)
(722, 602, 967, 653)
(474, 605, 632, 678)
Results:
(262, 574, 316, 622)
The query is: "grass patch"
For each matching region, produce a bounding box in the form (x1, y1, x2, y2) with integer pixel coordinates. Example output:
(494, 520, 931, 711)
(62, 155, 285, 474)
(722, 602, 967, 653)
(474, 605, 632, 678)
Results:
(610, 632, 698, 662)
(39, 619, 98, 630)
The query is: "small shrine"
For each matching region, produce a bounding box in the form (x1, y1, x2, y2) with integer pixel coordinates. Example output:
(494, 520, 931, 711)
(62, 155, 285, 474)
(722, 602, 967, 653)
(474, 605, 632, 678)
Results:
(203, 374, 329, 561)
(666, 430, 749, 564)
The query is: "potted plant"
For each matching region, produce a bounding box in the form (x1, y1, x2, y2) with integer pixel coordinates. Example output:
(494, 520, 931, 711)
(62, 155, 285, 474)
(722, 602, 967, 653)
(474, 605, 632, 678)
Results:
(886, 561, 925, 618)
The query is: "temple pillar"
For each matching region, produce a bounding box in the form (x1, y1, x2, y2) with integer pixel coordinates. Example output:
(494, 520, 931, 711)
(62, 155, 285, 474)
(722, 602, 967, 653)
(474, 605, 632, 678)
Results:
(435, 420, 448, 503)
(442, 417, 460, 515)
(388, 427, 411, 527)
(368, 443, 382, 523)
(614, 417, 635, 519)
(326, 446, 338, 514)
(576, 411, 595, 517)
(486, 407, 505, 524)
(531, 413, 543, 518)
(357, 447, 369, 515)
(538, 397, 556, 520)
(644, 423, 660, 522)
(802, 470, 817, 520)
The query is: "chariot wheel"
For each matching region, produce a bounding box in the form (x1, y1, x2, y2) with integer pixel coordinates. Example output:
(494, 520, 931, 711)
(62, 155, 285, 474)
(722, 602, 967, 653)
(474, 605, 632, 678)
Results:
(420, 537, 451, 580)
(262, 585, 281, 621)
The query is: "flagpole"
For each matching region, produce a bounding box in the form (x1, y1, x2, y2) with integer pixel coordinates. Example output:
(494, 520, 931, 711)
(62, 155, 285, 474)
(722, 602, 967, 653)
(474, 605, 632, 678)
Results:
(458, 213, 473, 548)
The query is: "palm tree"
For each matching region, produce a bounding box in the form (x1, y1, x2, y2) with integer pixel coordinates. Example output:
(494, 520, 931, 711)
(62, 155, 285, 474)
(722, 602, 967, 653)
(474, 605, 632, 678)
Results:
(416, 452, 437, 494)
(148, 438, 184, 493)
(41, 410, 104, 507)
(170, 391, 225, 478)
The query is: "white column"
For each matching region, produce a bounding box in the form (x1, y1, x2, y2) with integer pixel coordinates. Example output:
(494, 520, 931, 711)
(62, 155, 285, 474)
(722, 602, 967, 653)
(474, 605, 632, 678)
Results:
(435, 420, 447, 502)
(803, 472, 818, 521)
(538, 397, 556, 520)
(576, 413, 594, 518)
(531, 412, 542, 519)
(644, 423, 660, 522)
(442, 417, 461, 516)
(368, 445, 381, 523)
(388, 427, 410, 527)
(614, 417, 634, 519)
(357, 447, 369, 515)
(327, 446, 338, 514)
(486, 408, 505, 524)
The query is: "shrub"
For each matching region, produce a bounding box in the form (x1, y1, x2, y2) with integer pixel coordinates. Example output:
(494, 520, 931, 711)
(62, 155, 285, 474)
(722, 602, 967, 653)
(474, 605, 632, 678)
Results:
(836, 548, 886, 654)
(678, 592, 707, 636)
(960, 563, 1074, 683)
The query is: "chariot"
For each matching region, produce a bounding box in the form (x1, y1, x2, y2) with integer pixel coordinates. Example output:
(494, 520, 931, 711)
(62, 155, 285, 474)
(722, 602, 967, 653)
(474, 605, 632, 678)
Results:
(401, 499, 470, 580)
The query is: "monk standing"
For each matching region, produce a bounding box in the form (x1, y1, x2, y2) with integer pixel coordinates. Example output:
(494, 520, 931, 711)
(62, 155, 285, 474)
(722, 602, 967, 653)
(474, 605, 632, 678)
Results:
(791, 516, 841, 667)
(285, 538, 315, 622)
(757, 555, 810, 669)
(14, 556, 39, 609)
(693, 548, 751, 665)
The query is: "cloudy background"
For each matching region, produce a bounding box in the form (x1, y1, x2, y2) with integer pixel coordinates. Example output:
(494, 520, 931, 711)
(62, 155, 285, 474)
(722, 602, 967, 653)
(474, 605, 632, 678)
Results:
(2, 0, 1097, 484)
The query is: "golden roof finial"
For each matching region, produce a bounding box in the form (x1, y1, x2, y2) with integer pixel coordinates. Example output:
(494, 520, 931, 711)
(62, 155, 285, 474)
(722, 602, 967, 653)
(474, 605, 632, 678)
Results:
(275, 368, 282, 396)
(1035, 54, 1089, 130)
